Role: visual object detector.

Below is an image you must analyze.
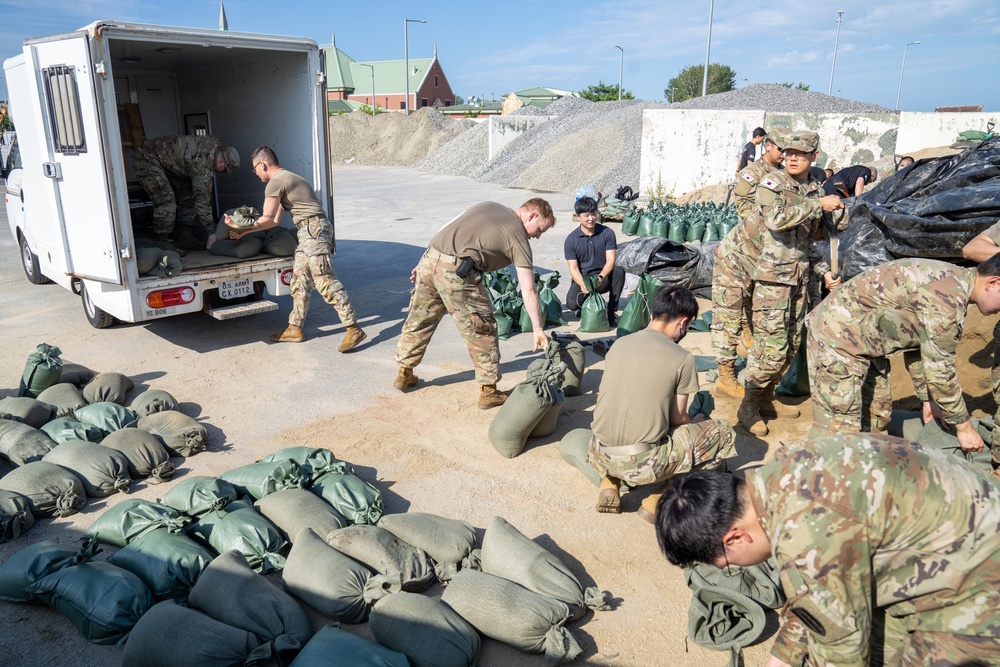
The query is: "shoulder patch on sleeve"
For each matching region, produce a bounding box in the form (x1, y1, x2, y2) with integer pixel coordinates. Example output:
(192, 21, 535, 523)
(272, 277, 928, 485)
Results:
(742, 172, 755, 183)
(760, 178, 779, 191)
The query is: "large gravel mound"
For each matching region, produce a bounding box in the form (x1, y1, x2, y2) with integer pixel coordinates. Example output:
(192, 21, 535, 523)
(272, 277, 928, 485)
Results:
(330, 107, 475, 166)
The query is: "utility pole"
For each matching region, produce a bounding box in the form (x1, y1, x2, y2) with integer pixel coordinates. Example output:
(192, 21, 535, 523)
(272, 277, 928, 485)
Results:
(828, 10, 844, 95)
(701, 0, 715, 97)
(614, 45, 623, 101)
(404, 18, 427, 116)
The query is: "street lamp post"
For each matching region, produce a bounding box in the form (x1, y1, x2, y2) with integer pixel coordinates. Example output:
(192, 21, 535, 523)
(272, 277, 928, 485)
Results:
(359, 64, 375, 117)
(828, 10, 844, 95)
(895, 41, 921, 110)
(614, 45, 623, 101)
(701, 0, 715, 97)
(404, 18, 427, 116)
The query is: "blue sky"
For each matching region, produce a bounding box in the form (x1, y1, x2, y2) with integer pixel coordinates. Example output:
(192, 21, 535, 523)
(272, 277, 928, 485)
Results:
(1, 0, 998, 112)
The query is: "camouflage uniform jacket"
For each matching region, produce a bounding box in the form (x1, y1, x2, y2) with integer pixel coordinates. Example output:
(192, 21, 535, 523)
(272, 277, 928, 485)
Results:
(806, 258, 975, 424)
(713, 160, 782, 280)
(134, 135, 223, 228)
(733, 158, 782, 221)
(749, 434, 1000, 667)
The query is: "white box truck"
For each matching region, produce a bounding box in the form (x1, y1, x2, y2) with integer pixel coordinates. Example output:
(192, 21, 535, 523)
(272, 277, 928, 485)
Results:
(2, 20, 334, 327)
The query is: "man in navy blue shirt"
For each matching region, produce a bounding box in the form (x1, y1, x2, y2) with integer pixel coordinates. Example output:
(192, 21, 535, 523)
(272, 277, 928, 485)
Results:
(736, 127, 766, 174)
(564, 197, 625, 325)
(823, 165, 877, 198)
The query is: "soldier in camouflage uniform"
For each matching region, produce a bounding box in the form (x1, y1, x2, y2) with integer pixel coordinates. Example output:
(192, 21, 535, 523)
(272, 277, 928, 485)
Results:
(133, 135, 239, 252)
(711, 132, 784, 399)
(736, 128, 846, 437)
(806, 257, 1000, 450)
(393, 199, 555, 409)
(655, 433, 1000, 667)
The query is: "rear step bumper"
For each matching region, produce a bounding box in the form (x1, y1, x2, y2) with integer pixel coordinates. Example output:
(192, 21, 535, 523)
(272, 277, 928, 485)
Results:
(205, 300, 279, 320)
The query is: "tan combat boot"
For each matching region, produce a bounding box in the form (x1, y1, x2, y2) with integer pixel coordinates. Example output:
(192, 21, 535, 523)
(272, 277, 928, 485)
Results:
(477, 384, 509, 410)
(393, 367, 417, 391)
(715, 360, 744, 399)
(270, 324, 304, 343)
(637, 492, 662, 524)
(759, 383, 801, 419)
(736, 326, 754, 357)
(737, 388, 769, 436)
(596, 476, 621, 514)
(338, 325, 367, 353)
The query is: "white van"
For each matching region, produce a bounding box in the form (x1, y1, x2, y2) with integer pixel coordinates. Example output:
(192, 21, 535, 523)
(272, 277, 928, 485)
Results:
(2, 21, 333, 327)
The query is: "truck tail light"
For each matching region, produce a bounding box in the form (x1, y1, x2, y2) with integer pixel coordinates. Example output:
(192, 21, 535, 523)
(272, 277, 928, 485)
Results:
(280, 269, 293, 286)
(147, 286, 196, 308)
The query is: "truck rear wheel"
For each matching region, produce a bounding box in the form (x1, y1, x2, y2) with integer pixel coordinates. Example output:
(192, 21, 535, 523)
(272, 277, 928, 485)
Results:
(19, 234, 51, 285)
(81, 282, 115, 328)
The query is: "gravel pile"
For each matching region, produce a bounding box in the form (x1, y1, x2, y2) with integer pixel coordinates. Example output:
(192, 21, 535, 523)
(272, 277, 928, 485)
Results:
(672, 83, 894, 114)
(412, 121, 490, 177)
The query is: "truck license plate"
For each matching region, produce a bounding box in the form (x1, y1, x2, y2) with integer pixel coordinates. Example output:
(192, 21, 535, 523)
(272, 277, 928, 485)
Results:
(220, 277, 253, 300)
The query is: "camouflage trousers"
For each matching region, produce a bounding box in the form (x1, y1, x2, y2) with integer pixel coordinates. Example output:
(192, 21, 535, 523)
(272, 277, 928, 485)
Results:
(885, 631, 1000, 667)
(394, 249, 500, 385)
(132, 155, 202, 235)
(992, 320, 1000, 466)
(710, 259, 753, 364)
(744, 281, 808, 390)
(587, 419, 736, 487)
(807, 331, 892, 437)
(288, 218, 357, 328)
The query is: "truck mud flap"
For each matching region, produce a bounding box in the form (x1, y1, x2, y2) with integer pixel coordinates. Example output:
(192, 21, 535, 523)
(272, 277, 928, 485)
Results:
(205, 300, 279, 321)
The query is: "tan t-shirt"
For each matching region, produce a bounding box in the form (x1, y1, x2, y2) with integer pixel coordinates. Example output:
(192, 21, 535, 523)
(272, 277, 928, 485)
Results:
(981, 219, 1000, 245)
(429, 201, 533, 272)
(591, 328, 701, 447)
(264, 168, 326, 227)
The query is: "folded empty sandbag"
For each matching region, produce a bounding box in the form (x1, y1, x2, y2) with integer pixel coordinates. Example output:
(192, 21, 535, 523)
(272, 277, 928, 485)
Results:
(290, 624, 409, 667)
(42, 440, 131, 497)
(369, 591, 481, 667)
(160, 476, 238, 516)
(0, 489, 34, 543)
(59, 362, 96, 388)
(128, 388, 179, 418)
(107, 528, 214, 602)
(100, 428, 175, 483)
(137, 410, 207, 457)
(254, 488, 347, 543)
(326, 524, 435, 593)
(36, 382, 87, 418)
(0, 417, 56, 465)
(0, 538, 97, 602)
(310, 471, 383, 524)
(85, 499, 188, 547)
(260, 446, 348, 482)
(82, 372, 134, 405)
(73, 402, 139, 435)
(377, 512, 477, 582)
(219, 458, 306, 500)
(187, 498, 287, 573)
(18, 343, 63, 399)
(0, 461, 87, 517)
(0, 396, 52, 429)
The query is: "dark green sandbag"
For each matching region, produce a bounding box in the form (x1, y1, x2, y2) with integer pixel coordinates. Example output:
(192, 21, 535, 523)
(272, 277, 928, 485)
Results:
(377, 512, 477, 582)
(73, 402, 139, 435)
(136, 247, 163, 274)
(121, 600, 266, 666)
(25, 561, 153, 645)
(667, 216, 686, 244)
(59, 362, 96, 388)
(260, 446, 349, 483)
(0, 538, 97, 602)
(495, 291, 524, 340)
(219, 458, 307, 500)
(284, 527, 394, 624)
(618, 273, 664, 338)
(481, 516, 610, 621)
(187, 498, 287, 573)
(290, 624, 410, 667)
(578, 274, 610, 333)
(775, 333, 810, 398)
(188, 550, 313, 648)
(261, 228, 298, 257)
(40, 417, 105, 444)
(254, 488, 347, 543)
(210, 237, 263, 259)
(686, 219, 707, 243)
(538, 272, 566, 327)
(137, 410, 207, 457)
(636, 210, 656, 237)
(650, 214, 668, 238)
(543, 337, 586, 397)
(0, 489, 34, 543)
(100, 428, 175, 483)
(159, 475, 239, 516)
(369, 591, 481, 667)
(558, 429, 603, 486)
(529, 401, 563, 438)
(18, 343, 63, 398)
(107, 528, 214, 602)
(912, 417, 995, 478)
(621, 207, 641, 236)
(518, 298, 534, 335)
(488, 363, 565, 459)
(0, 396, 52, 428)
(128, 388, 179, 418)
(42, 440, 131, 497)
(310, 471, 383, 524)
(0, 418, 56, 465)
(145, 250, 184, 278)
(326, 524, 436, 593)
(85, 499, 188, 547)
(82, 372, 134, 405)
(36, 382, 87, 417)
(0, 460, 87, 517)
(442, 569, 582, 665)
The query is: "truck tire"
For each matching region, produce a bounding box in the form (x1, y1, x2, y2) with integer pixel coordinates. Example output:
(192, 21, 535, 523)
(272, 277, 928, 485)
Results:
(81, 282, 115, 329)
(19, 234, 51, 285)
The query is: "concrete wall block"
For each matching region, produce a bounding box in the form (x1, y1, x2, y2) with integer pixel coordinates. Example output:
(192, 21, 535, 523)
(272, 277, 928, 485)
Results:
(763, 112, 899, 172)
(487, 115, 553, 161)
(896, 112, 999, 155)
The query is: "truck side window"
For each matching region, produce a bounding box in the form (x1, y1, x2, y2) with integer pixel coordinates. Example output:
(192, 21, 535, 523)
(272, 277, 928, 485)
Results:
(42, 65, 86, 155)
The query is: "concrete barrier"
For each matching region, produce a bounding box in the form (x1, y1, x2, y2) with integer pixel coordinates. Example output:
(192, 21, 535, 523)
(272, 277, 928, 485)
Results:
(896, 112, 999, 155)
(763, 112, 899, 171)
(488, 116, 553, 161)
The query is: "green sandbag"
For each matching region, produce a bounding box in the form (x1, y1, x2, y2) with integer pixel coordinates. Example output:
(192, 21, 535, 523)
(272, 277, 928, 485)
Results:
(187, 498, 287, 573)
(136, 247, 163, 274)
(0, 396, 52, 428)
(538, 272, 566, 327)
(650, 214, 668, 238)
(0, 418, 56, 465)
(260, 446, 348, 483)
(82, 372, 134, 405)
(686, 218, 707, 243)
(290, 624, 409, 667)
(100, 428, 175, 483)
(481, 516, 610, 621)
(146, 250, 184, 278)
(558, 429, 604, 487)
(529, 401, 563, 438)
(85, 499, 188, 547)
(210, 237, 263, 258)
(219, 458, 307, 500)
(128, 388, 179, 418)
(369, 591, 481, 667)
(121, 600, 265, 666)
(36, 382, 87, 417)
(621, 208, 641, 236)
(548, 338, 585, 397)
(59, 362, 96, 388)
(18, 343, 63, 399)
(0, 538, 97, 602)
(912, 418, 994, 478)
(73, 402, 139, 435)
(689, 390, 716, 420)
(188, 550, 313, 648)
(636, 210, 656, 237)
(310, 471, 383, 524)
(0, 461, 87, 517)
(108, 528, 214, 602)
(442, 569, 582, 665)
(326, 524, 436, 593)
(137, 410, 207, 457)
(667, 216, 686, 244)
(261, 228, 298, 256)
(159, 475, 238, 516)
(578, 275, 610, 333)
(284, 527, 392, 624)
(702, 220, 720, 243)
(488, 363, 564, 459)
(0, 489, 34, 543)
(618, 273, 663, 338)
(254, 488, 347, 543)
(518, 298, 535, 334)
(40, 417, 105, 444)
(377, 512, 477, 582)
(775, 331, 810, 397)
(959, 130, 989, 141)
(25, 561, 153, 645)
(495, 291, 523, 340)
(42, 440, 131, 497)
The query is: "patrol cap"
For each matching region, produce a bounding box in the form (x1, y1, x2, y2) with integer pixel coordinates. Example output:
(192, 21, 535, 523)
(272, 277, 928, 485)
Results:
(222, 146, 240, 172)
(768, 127, 819, 153)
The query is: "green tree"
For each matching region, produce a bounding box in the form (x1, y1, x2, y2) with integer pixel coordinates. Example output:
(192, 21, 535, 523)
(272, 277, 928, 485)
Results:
(664, 63, 736, 102)
(578, 81, 635, 102)
(453, 94, 465, 105)
(780, 82, 810, 91)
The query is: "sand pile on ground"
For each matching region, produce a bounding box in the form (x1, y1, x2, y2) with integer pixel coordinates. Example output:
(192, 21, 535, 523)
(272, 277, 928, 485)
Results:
(329, 107, 475, 166)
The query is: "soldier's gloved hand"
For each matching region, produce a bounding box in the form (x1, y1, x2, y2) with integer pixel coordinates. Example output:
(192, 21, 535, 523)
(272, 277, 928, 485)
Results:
(956, 420, 986, 452)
